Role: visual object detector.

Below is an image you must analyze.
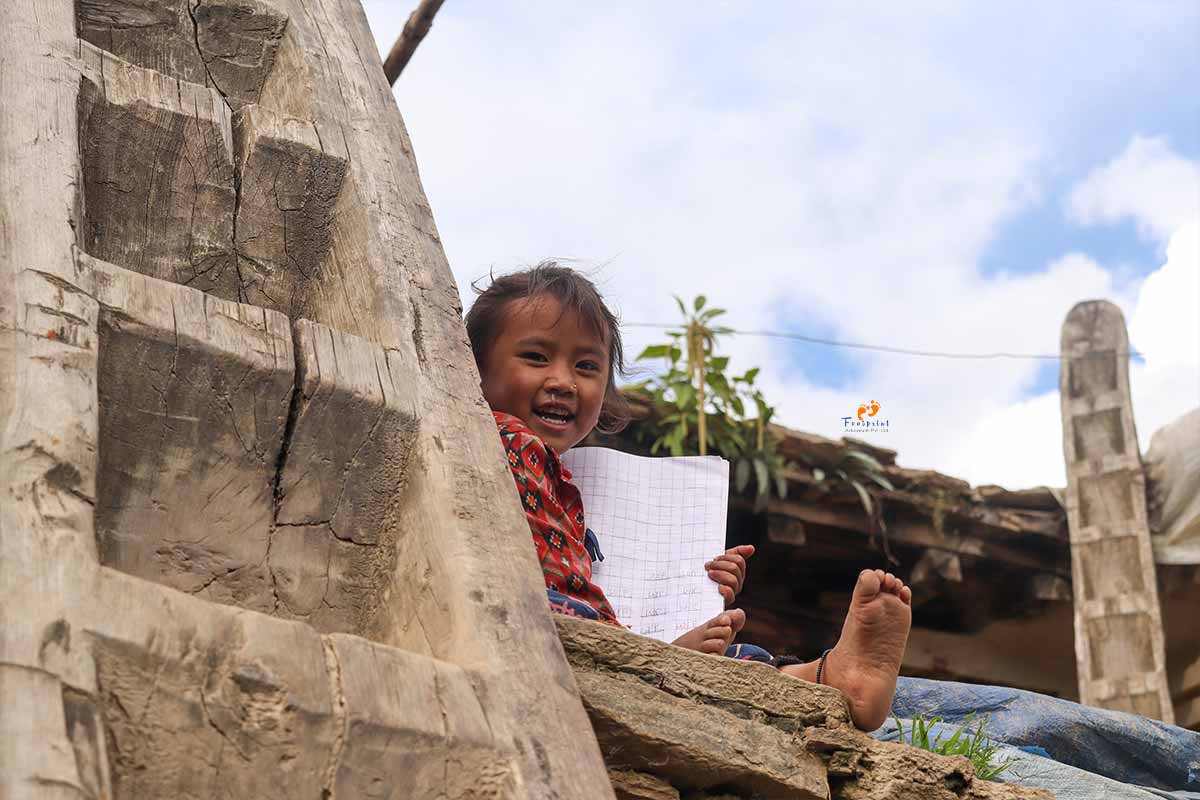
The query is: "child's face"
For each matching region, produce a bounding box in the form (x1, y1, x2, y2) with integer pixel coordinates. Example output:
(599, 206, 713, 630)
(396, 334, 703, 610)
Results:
(480, 294, 609, 454)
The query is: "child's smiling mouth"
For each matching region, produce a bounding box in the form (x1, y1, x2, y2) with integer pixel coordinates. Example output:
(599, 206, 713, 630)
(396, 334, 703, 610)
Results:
(533, 404, 575, 429)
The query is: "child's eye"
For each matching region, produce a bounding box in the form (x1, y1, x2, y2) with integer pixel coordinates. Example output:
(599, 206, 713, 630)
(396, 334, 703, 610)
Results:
(519, 351, 548, 363)
(577, 360, 601, 372)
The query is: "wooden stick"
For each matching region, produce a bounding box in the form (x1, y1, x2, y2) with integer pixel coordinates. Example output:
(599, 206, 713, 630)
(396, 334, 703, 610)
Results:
(382, 0, 447, 85)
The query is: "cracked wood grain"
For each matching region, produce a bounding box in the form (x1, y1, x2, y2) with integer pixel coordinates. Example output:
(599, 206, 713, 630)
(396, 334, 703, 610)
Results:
(77, 0, 288, 106)
(77, 42, 240, 298)
(91, 256, 292, 609)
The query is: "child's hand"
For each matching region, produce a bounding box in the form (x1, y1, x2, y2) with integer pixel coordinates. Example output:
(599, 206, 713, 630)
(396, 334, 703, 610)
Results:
(705, 544, 756, 606)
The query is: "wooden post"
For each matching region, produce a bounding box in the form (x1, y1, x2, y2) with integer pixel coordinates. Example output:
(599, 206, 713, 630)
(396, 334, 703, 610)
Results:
(2, 0, 616, 796)
(1059, 300, 1173, 722)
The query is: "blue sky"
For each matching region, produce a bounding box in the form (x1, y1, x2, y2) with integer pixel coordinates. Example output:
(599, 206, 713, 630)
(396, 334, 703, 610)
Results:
(364, 1, 1199, 488)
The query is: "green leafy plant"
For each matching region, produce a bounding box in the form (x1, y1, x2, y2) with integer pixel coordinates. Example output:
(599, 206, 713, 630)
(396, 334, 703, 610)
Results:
(805, 447, 897, 561)
(630, 295, 787, 509)
(895, 713, 1017, 781)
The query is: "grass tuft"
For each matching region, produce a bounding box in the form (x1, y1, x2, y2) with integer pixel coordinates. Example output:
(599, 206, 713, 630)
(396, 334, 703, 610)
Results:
(895, 712, 1017, 781)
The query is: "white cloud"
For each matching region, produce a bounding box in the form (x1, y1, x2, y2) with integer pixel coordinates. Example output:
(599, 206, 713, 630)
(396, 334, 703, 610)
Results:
(1066, 135, 1200, 243)
(364, 3, 1197, 490)
(1129, 220, 1200, 452)
(1063, 135, 1200, 453)
(945, 143, 1199, 488)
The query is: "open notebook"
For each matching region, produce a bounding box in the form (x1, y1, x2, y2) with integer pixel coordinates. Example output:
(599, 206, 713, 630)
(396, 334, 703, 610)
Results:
(560, 447, 728, 642)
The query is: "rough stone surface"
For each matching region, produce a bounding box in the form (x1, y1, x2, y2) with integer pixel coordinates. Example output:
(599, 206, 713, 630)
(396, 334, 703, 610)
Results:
(609, 770, 680, 800)
(557, 616, 1054, 800)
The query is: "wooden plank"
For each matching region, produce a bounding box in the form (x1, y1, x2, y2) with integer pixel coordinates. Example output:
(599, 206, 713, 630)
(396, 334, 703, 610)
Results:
(1060, 301, 1172, 722)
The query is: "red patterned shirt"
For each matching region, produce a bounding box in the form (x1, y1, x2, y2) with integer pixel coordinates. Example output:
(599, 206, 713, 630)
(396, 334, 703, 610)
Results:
(494, 411, 620, 624)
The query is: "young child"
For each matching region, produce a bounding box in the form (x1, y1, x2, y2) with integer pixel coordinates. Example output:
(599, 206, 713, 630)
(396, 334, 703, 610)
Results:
(466, 262, 912, 730)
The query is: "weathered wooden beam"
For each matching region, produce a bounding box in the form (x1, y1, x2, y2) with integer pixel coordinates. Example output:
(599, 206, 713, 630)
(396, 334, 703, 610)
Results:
(1059, 300, 1172, 722)
(780, 469, 1066, 543)
(757, 496, 1069, 577)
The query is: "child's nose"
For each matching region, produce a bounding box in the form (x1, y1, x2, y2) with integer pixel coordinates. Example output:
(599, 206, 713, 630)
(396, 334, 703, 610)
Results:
(545, 369, 575, 395)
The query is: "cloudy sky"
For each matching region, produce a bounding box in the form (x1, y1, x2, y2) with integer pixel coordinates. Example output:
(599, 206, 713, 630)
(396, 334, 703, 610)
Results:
(363, 1, 1199, 489)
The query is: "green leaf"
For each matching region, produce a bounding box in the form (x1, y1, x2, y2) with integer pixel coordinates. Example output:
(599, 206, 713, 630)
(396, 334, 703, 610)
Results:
(669, 346, 682, 363)
(637, 344, 672, 360)
(694, 295, 707, 312)
(700, 307, 726, 321)
(754, 458, 769, 498)
(774, 471, 788, 499)
(742, 367, 760, 383)
(850, 480, 874, 517)
(674, 383, 695, 409)
(730, 395, 745, 417)
(844, 449, 884, 472)
(735, 458, 751, 493)
(867, 472, 895, 492)
(709, 355, 729, 372)
(673, 295, 687, 317)
(706, 372, 731, 393)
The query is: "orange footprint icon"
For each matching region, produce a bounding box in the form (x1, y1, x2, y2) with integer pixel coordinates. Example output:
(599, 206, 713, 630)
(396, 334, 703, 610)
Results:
(856, 400, 882, 421)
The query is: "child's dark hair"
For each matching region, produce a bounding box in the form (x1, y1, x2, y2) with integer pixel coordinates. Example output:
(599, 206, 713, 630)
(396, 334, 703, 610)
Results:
(466, 261, 630, 433)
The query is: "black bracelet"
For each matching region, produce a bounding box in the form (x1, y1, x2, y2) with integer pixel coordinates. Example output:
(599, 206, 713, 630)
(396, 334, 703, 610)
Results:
(815, 648, 832, 685)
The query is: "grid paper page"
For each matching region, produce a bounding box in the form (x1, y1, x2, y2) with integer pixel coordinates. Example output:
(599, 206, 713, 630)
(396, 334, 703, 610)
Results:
(561, 447, 728, 643)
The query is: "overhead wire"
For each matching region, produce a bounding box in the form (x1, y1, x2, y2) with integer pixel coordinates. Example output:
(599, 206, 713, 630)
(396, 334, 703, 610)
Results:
(620, 322, 1145, 362)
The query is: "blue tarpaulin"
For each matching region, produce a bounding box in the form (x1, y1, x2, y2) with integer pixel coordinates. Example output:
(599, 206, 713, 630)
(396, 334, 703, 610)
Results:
(881, 677, 1200, 793)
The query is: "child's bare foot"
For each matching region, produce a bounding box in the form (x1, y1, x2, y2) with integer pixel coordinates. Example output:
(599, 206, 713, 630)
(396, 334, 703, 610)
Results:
(672, 608, 747, 655)
(780, 569, 912, 730)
